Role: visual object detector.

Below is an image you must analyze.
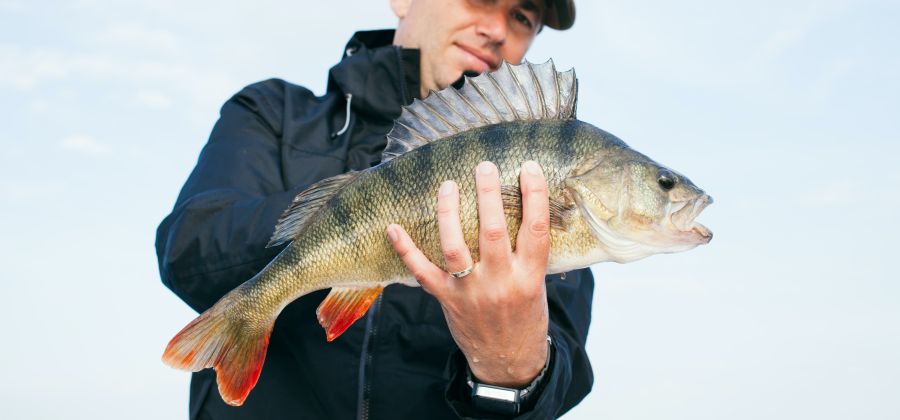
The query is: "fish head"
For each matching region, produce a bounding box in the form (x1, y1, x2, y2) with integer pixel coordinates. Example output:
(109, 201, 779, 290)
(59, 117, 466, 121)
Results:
(566, 146, 713, 263)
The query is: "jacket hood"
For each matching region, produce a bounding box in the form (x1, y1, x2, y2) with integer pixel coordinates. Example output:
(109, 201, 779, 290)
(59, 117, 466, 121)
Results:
(327, 30, 421, 123)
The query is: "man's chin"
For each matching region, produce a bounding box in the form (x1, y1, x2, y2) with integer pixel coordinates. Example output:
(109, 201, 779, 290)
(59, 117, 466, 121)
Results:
(450, 70, 481, 89)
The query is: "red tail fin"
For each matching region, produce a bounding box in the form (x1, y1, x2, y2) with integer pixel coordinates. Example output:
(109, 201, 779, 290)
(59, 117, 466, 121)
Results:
(162, 292, 273, 406)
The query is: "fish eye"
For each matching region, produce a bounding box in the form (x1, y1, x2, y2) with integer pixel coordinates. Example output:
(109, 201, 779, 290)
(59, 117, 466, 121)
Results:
(658, 171, 676, 191)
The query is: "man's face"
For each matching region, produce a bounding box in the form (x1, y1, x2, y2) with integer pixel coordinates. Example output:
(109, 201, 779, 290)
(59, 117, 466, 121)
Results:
(391, 0, 543, 95)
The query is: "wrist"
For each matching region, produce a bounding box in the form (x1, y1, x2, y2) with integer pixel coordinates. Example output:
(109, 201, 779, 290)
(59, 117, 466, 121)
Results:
(465, 336, 554, 415)
(468, 343, 548, 388)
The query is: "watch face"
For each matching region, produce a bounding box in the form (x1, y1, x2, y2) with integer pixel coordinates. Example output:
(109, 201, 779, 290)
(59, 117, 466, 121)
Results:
(474, 384, 520, 402)
(471, 384, 521, 416)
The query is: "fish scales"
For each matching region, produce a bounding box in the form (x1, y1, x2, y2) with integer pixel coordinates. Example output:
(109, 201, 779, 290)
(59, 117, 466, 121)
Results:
(162, 60, 713, 407)
(252, 120, 582, 310)
(249, 121, 606, 324)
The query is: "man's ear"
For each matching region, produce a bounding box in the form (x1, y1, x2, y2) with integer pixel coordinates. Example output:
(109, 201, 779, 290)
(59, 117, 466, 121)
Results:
(390, 0, 412, 19)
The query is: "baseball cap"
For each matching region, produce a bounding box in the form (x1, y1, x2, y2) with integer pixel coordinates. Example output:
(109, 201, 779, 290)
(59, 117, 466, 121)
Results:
(543, 0, 575, 30)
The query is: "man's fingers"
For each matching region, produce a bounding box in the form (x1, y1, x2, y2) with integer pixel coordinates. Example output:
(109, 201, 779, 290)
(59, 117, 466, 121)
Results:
(475, 161, 512, 267)
(516, 161, 551, 268)
(387, 224, 448, 297)
(436, 180, 474, 275)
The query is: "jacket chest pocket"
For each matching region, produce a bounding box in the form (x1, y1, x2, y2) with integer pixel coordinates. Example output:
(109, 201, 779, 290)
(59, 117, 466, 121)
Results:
(282, 147, 346, 190)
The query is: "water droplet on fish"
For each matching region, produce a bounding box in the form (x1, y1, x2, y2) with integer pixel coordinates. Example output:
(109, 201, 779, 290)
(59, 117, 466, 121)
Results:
(472, 356, 480, 363)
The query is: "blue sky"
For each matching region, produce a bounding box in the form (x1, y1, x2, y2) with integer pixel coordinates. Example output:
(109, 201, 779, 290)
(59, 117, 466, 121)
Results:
(1, 0, 898, 418)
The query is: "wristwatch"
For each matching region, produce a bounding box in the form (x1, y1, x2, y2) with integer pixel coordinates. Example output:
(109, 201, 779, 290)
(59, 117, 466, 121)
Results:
(466, 335, 553, 416)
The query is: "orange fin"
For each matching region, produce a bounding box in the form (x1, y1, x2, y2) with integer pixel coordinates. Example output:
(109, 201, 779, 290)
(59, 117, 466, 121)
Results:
(317, 286, 384, 341)
(162, 290, 274, 406)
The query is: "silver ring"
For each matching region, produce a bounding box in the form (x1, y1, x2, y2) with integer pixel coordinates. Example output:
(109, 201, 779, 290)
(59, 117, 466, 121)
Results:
(450, 266, 474, 279)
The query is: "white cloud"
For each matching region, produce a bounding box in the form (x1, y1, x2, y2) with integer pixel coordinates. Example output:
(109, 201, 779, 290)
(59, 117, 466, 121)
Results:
(58, 134, 110, 157)
(91, 22, 180, 53)
(0, 46, 68, 90)
(0, 43, 236, 125)
(0, 0, 25, 12)
(133, 89, 173, 109)
(0, 180, 64, 205)
(0, 46, 144, 89)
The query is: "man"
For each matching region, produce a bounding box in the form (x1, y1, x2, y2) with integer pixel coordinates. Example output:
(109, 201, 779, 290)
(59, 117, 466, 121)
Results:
(156, 1, 594, 418)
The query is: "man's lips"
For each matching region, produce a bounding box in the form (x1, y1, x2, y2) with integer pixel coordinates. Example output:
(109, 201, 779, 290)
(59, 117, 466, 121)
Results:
(455, 44, 499, 72)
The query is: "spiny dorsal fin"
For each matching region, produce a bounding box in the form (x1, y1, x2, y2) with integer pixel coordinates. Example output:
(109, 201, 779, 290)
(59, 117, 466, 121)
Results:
(382, 59, 577, 162)
(267, 171, 361, 248)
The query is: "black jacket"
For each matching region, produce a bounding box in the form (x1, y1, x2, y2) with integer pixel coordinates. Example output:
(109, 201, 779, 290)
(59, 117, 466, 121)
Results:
(156, 30, 595, 420)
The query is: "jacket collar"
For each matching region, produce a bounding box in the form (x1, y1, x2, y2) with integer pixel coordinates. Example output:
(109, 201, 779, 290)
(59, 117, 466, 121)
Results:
(327, 30, 421, 122)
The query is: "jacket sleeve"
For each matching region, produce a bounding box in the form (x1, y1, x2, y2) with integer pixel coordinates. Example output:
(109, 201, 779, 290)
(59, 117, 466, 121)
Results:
(155, 80, 308, 313)
(445, 268, 595, 419)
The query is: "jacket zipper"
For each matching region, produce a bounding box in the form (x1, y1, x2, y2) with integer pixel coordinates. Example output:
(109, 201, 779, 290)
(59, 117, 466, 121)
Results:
(358, 49, 405, 420)
(356, 294, 382, 420)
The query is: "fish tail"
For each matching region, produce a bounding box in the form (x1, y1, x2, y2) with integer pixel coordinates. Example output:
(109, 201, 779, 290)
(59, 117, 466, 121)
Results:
(162, 287, 274, 406)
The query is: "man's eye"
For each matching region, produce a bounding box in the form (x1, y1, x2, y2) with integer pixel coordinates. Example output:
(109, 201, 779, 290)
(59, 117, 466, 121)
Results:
(513, 11, 534, 29)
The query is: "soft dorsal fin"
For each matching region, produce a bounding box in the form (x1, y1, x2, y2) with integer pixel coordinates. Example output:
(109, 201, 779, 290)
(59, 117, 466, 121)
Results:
(382, 59, 577, 162)
(267, 171, 361, 248)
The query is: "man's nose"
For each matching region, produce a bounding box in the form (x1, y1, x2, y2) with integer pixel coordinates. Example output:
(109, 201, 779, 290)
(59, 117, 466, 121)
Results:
(475, 9, 507, 45)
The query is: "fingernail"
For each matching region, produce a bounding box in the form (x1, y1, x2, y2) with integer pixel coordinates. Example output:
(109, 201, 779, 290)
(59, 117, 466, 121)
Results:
(387, 226, 398, 242)
(439, 180, 454, 196)
(477, 161, 495, 175)
(524, 160, 542, 175)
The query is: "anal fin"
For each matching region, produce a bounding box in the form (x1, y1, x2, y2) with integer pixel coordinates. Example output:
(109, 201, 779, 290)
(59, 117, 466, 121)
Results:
(316, 286, 384, 342)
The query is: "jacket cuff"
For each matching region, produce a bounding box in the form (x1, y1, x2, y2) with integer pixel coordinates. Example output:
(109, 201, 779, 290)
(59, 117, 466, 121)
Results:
(444, 328, 572, 419)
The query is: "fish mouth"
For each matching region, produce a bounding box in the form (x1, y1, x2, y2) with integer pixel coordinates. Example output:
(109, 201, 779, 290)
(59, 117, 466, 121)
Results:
(668, 194, 713, 243)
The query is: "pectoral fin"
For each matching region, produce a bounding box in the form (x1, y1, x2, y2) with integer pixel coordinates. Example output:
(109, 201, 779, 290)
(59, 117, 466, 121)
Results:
(500, 185, 575, 231)
(316, 286, 384, 342)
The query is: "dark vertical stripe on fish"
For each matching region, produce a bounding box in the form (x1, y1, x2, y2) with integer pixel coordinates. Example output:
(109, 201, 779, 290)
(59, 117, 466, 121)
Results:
(559, 121, 574, 165)
(330, 195, 354, 236)
(526, 121, 539, 160)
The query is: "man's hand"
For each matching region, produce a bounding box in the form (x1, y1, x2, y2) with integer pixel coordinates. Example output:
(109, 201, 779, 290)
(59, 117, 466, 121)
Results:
(386, 160, 551, 388)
